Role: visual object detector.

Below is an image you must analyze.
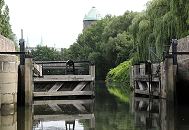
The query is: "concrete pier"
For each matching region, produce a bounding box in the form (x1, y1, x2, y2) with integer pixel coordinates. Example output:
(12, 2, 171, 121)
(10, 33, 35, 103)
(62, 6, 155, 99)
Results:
(0, 55, 18, 105)
(161, 57, 177, 101)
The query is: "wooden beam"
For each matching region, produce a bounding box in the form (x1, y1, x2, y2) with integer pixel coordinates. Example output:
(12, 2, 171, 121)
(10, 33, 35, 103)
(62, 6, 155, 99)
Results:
(48, 82, 63, 92)
(34, 75, 95, 82)
(42, 66, 85, 70)
(48, 104, 62, 111)
(73, 82, 87, 91)
(33, 64, 42, 76)
(73, 104, 86, 112)
(34, 114, 95, 121)
(135, 89, 159, 96)
(34, 99, 94, 105)
(33, 91, 94, 97)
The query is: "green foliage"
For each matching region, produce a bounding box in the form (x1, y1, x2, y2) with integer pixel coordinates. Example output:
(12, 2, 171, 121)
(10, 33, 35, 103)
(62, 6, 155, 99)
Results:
(64, 13, 136, 79)
(31, 45, 62, 61)
(0, 0, 14, 40)
(106, 59, 132, 100)
(106, 59, 132, 84)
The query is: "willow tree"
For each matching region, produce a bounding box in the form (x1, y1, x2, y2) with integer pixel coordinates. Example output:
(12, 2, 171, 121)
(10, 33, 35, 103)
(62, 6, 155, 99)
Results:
(129, 0, 184, 62)
(170, 0, 189, 37)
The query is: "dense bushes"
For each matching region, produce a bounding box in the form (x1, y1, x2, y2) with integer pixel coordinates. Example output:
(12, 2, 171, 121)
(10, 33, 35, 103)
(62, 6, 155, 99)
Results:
(106, 59, 132, 102)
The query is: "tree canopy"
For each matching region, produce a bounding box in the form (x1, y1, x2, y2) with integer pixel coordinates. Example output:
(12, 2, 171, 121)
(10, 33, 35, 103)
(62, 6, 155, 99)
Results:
(0, 0, 14, 40)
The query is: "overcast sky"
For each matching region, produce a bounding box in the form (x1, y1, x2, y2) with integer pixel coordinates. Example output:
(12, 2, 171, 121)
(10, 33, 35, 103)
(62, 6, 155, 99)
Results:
(5, 0, 149, 48)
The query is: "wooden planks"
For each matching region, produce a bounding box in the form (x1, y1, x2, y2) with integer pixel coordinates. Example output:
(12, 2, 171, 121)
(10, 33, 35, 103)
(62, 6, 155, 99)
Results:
(48, 82, 63, 92)
(34, 91, 94, 97)
(34, 113, 95, 121)
(34, 75, 95, 82)
(33, 64, 42, 77)
(73, 82, 87, 91)
(135, 89, 159, 96)
(34, 99, 94, 105)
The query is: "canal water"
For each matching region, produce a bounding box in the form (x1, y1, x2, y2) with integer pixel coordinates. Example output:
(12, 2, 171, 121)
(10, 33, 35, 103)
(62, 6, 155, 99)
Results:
(1, 81, 189, 130)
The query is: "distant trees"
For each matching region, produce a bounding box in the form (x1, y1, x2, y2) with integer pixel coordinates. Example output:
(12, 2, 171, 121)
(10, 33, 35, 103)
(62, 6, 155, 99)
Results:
(31, 46, 62, 61)
(59, 13, 137, 79)
(0, 0, 14, 40)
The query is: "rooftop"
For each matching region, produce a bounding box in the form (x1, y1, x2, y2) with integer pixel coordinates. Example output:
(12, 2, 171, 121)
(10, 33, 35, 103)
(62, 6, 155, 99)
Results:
(83, 7, 101, 21)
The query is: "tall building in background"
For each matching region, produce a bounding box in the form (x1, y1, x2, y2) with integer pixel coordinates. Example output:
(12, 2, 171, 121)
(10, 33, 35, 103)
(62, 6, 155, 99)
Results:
(83, 7, 101, 30)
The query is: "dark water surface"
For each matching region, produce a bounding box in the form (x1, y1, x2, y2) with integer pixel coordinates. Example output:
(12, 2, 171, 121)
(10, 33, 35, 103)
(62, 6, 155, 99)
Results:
(2, 82, 189, 130)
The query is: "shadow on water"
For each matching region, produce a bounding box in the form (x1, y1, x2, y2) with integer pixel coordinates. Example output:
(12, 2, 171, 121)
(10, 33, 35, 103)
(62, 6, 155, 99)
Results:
(176, 80, 189, 130)
(176, 80, 189, 105)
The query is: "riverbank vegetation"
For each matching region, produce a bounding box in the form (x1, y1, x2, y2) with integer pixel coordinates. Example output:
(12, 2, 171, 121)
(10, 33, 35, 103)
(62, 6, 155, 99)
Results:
(106, 60, 132, 102)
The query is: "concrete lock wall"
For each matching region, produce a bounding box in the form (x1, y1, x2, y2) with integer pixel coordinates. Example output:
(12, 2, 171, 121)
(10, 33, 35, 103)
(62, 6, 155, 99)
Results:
(0, 55, 18, 104)
(0, 35, 17, 107)
(0, 35, 17, 130)
(0, 35, 15, 52)
(176, 36, 189, 81)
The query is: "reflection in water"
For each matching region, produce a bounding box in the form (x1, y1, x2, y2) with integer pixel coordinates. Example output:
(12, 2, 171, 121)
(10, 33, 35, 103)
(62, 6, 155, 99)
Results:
(2, 82, 189, 130)
(33, 99, 95, 130)
(131, 97, 172, 130)
(94, 82, 135, 130)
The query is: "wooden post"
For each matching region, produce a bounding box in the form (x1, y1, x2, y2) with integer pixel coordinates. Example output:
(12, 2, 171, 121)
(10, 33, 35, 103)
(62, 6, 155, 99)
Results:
(17, 64, 25, 106)
(90, 115, 95, 129)
(89, 64, 95, 79)
(18, 57, 33, 106)
(130, 66, 134, 88)
(89, 64, 95, 97)
(172, 39, 178, 65)
(18, 31, 25, 106)
(17, 106, 33, 130)
(25, 106, 33, 130)
(25, 58, 33, 105)
(162, 57, 175, 102)
(160, 62, 166, 98)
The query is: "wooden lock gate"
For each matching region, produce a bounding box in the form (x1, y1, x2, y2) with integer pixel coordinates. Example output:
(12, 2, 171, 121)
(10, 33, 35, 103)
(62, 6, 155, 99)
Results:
(33, 60, 95, 98)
